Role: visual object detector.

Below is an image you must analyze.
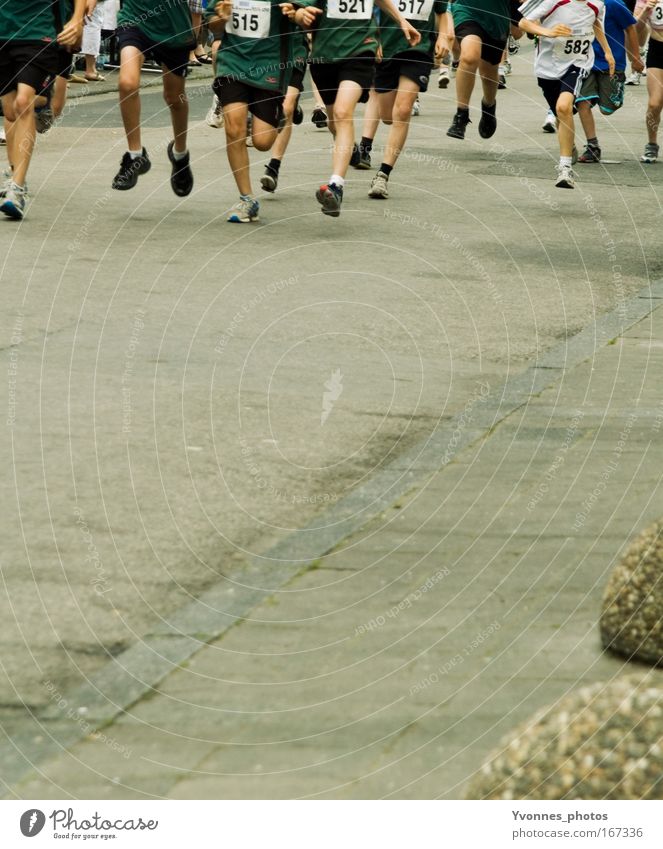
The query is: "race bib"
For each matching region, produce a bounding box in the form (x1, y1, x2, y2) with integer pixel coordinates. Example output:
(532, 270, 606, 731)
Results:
(396, 0, 434, 20)
(327, 0, 374, 20)
(228, 0, 271, 38)
(553, 30, 593, 61)
(652, 1, 663, 28)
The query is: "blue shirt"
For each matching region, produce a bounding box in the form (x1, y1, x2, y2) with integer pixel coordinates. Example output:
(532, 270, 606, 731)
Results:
(594, 0, 636, 71)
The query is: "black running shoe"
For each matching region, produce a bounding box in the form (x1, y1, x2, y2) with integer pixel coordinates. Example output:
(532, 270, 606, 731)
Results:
(316, 182, 343, 217)
(578, 144, 601, 163)
(446, 111, 470, 140)
(293, 97, 303, 125)
(311, 105, 328, 128)
(478, 101, 497, 139)
(112, 148, 151, 190)
(167, 141, 193, 197)
(260, 168, 278, 193)
(350, 143, 361, 168)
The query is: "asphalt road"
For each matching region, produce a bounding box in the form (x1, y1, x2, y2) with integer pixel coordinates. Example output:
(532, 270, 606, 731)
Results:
(0, 46, 659, 760)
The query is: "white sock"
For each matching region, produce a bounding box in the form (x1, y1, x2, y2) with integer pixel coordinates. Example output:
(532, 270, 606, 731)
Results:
(172, 147, 188, 161)
(560, 156, 572, 168)
(128, 149, 142, 159)
(330, 175, 344, 188)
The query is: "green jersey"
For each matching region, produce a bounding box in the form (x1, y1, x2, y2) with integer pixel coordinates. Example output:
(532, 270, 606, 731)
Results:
(118, 0, 194, 48)
(379, 0, 447, 58)
(451, 0, 511, 40)
(310, 0, 379, 63)
(208, 1, 312, 92)
(0, 1, 58, 41)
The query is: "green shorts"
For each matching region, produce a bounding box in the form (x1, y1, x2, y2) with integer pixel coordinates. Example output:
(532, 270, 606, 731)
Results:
(576, 70, 626, 115)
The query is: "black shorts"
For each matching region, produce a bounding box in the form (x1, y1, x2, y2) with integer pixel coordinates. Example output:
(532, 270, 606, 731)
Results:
(537, 65, 587, 114)
(213, 76, 284, 128)
(0, 40, 59, 96)
(455, 21, 507, 66)
(56, 46, 74, 79)
(374, 51, 434, 94)
(290, 65, 306, 92)
(309, 53, 375, 105)
(646, 37, 663, 71)
(117, 25, 190, 76)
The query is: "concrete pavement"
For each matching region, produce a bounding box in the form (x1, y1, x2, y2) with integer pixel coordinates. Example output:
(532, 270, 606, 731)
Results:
(1, 42, 661, 797)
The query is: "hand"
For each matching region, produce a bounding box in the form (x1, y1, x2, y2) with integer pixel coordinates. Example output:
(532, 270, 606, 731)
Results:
(85, 0, 97, 16)
(547, 24, 573, 37)
(606, 50, 616, 76)
(401, 21, 421, 47)
(434, 35, 450, 62)
(632, 56, 645, 72)
(280, 2, 296, 19)
(214, 0, 232, 22)
(376, 43, 383, 63)
(57, 17, 84, 47)
(287, 4, 324, 26)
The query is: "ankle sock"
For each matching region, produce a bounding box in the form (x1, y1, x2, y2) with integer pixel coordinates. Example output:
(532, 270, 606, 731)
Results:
(379, 163, 393, 177)
(128, 149, 143, 159)
(587, 137, 599, 147)
(359, 136, 373, 154)
(329, 175, 345, 188)
(560, 156, 573, 168)
(172, 147, 188, 161)
(266, 158, 281, 175)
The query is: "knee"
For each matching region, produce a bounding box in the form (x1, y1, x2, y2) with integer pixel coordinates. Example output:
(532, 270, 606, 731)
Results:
(164, 90, 186, 110)
(118, 77, 139, 99)
(13, 94, 34, 117)
(393, 103, 412, 124)
(556, 101, 572, 118)
(460, 52, 480, 71)
(332, 106, 353, 123)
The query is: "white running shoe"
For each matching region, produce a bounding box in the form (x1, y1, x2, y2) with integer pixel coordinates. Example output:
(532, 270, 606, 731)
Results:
(411, 98, 420, 117)
(0, 181, 28, 219)
(0, 127, 6, 145)
(438, 66, 450, 89)
(641, 142, 659, 163)
(227, 197, 259, 223)
(368, 171, 389, 199)
(542, 110, 556, 133)
(555, 164, 575, 189)
(205, 95, 224, 128)
(625, 72, 641, 86)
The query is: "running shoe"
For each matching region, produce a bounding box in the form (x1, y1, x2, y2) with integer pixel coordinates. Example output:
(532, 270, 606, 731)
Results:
(542, 110, 556, 133)
(0, 128, 5, 145)
(641, 142, 659, 163)
(0, 181, 28, 219)
(451, 60, 459, 75)
(625, 72, 641, 86)
(508, 34, 520, 55)
(503, 59, 512, 75)
(260, 168, 278, 193)
(438, 66, 450, 89)
(350, 144, 371, 169)
(478, 100, 497, 139)
(0, 168, 12, 198)
(578, 143, 601, 163)
(205, 95, 224, 128)
(446, 110, 470, 139)
(555, 163, 575, 189)
(35, 106, 54, 134)
(293, 98, 304, 125)
(498, 72, 507, 90)
(227, 197, 260, 223)
(111, 148, 151, 190)
(411, 98, 420, 116)
(167, 141, 194, 197)
(368, 171, 389, 199)
(311, 105, 328, 128)
(316, 182, 343, 217)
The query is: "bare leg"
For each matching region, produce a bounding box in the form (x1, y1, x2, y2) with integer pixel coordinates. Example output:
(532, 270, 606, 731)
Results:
(379, 78, 419, 168)
(556, 91, 575, 158)
(270, 86, 299, 162)
(2, 85, 37, 186)
(224, 102, 253, 196)
(162, 67, 188, 152)
(118, 46, 144, 151)
(455, 35, 481, 110)
(576, 100, 596, 142)
(479, 58, 499, 107)
(645, 67, 663, 144)
(328, 80, 363, 178)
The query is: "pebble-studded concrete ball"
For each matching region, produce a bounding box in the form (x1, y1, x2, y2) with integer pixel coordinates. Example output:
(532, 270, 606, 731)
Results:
(601, 519, 663, 665)
(466, 675, 663, 799)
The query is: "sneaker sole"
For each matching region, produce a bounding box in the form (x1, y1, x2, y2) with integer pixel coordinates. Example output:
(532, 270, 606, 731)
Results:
(555, 180, 575, 189)
(368, 190, 388, 199)
(316, 186, 341, 217)
(227, 213, 259, 223)
(446, 129, 466, 140)
(640, 157, 658, 164)
(478, 120, 497, 139)
(542, 125, 556, 134)
(1, 201, 24, 220)
(260, 174, 277, 193)
(438, 78, 449, 89)
(354, 161, 371, 171)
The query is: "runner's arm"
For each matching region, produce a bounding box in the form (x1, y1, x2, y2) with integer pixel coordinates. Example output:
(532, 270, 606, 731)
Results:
(593, 20, 615, 74)
(636, 0, 656, 36)
(435, 11, 453, 60)
(517, 18, 572, 38)
(625, 22, 645, 71)
(58, 0, 87, 47)
(207, 0, 233, 34)
(375, 0, 422, 47)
